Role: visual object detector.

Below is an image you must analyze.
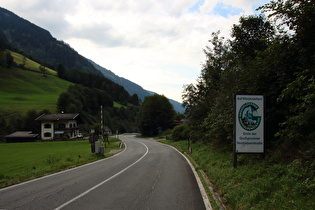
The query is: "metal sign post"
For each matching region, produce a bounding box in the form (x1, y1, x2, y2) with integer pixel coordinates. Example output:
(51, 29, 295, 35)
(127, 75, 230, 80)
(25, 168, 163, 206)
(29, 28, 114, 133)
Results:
(233, 94, 265, 168)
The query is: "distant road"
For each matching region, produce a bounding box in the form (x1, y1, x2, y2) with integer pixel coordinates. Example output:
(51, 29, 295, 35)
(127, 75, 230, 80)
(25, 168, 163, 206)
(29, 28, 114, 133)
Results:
(0, 135, 208, 210)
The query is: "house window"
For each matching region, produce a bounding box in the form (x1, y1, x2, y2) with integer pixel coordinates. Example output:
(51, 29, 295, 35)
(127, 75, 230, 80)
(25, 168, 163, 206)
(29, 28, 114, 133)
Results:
(44, 132, 51, 137)
(70, 124, 73, 128)
(44, 123, 51, 128)
(59, 124, 65, 129)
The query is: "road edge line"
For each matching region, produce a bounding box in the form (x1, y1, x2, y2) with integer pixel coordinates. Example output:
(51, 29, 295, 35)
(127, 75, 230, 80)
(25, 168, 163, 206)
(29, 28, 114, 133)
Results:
(166, 144, 212, 210)
(54, 140, 149, 210)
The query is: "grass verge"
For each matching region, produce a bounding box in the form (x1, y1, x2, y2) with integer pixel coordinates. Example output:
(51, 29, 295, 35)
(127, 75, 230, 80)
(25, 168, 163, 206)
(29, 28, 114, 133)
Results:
(0, 138, 123, 189)
(160, 140, 315, 209)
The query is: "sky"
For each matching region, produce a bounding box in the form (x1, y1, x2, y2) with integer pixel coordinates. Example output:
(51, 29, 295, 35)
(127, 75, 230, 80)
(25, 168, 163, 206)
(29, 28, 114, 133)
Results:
(0, 0, 270, 103)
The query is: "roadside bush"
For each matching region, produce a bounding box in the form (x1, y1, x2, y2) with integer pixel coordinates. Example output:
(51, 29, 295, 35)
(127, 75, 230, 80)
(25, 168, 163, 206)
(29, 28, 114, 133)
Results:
(172, 124, 189, 141)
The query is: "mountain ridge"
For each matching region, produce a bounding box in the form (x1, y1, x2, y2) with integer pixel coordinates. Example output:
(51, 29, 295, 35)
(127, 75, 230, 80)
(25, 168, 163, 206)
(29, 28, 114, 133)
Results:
(89, 60, 151, 100)
(89, 60, 184, 113)
(0, 7, 101, 76)
(0, 6, 184, 113)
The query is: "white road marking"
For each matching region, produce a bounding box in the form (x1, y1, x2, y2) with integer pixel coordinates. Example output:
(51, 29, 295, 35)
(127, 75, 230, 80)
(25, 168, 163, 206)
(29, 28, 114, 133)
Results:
(165, 144, 212, 210)
(55, 140, 149, 210)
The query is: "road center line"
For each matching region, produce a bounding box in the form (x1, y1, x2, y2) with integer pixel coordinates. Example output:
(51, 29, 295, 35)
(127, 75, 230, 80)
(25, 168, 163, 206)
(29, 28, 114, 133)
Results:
(55, 140, 149, 210)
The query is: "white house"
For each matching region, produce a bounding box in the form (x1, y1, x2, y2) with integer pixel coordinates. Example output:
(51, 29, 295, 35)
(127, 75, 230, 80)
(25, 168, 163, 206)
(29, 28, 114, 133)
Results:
(35, 113, 81, 140)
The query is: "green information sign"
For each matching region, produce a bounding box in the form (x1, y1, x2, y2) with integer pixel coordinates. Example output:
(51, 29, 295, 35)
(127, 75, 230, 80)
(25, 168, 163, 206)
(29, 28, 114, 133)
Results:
(233, 94, 265, 168)
(234, 94, 265, 154)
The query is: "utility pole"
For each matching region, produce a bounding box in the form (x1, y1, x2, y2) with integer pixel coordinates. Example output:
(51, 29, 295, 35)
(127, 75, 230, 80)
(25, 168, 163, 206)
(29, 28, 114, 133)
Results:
(100, 105, 103, 135)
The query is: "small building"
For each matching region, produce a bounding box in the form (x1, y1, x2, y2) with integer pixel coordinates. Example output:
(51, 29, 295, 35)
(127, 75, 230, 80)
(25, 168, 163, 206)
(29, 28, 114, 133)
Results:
(5, 131, 39, 143)
(173, 119, 189, 126)
(35, 113, 81, 140)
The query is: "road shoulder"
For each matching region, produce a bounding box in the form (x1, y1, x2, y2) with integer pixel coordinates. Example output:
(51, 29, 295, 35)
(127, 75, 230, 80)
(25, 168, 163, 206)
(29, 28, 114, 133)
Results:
(162, 143, 213, 210)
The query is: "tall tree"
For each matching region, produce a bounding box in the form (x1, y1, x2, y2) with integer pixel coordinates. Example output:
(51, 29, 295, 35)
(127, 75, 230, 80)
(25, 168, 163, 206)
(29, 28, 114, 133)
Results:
(130, 94, 140, 106)
(39, 65, 46, 76)
(231, 15, 275, 60)
(136, 94, 175, 136)
(5, 51, 14, 68)
(183, 31, 232, 143)
(259, 0, 315, 154)
(57, 63, 66, 79)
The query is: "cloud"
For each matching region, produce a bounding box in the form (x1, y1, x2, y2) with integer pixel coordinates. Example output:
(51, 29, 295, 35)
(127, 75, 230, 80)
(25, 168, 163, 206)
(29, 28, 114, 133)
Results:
(0, 0, 270, 102)
(223, 0, 263, 14)
(199, 0, 217, 13)
(0, 0, 74, 37)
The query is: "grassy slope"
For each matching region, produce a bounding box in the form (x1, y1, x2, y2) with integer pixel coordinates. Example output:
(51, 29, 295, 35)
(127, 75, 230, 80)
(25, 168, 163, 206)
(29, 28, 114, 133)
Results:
(113, 101, 127, 109)
(0, 52, 73, 117)
(161, 140, 315, 209)
(10, 51, 57, 75)
(0, 67, 73, 116)
(1, 51, 124, 117)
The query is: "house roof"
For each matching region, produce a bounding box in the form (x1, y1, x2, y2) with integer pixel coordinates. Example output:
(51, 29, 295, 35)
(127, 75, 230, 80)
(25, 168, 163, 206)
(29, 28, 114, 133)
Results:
(5, 131, 39, 138)
(35, 113, 80, 121)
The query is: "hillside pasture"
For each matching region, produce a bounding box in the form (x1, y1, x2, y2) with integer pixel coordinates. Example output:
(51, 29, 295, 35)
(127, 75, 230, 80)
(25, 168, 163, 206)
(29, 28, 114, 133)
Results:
(10, 51, 57, 75)
(0, 66, 73, 116)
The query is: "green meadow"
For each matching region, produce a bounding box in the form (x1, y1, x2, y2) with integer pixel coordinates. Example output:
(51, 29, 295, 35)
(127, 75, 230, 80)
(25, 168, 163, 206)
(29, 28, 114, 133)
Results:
(1, 52, 125, 117)
(0, 51, 72, 117)
(0, 66, 73, 116)
(0, 138, 123, 188)
(113, 101, 127, 109)
(10, 51, 57, 75)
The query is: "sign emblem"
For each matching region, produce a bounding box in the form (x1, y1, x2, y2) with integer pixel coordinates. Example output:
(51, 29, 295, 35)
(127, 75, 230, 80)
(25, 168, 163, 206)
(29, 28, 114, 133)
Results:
(238, 102, 261, 131)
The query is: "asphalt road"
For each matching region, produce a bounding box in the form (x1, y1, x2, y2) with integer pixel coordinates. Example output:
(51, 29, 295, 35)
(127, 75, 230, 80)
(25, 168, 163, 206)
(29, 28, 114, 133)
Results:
(0, 135, 209, 210)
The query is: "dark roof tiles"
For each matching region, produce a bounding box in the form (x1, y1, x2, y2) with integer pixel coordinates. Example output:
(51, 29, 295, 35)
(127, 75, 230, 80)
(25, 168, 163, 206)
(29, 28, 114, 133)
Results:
(5, 131, 38, 138)
(35, 113, 79, 121)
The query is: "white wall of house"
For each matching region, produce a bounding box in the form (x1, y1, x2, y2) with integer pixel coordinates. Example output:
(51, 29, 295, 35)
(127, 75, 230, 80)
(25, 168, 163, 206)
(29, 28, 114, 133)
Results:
(41, 121, 54, 140)
(40, 120, 79, 140)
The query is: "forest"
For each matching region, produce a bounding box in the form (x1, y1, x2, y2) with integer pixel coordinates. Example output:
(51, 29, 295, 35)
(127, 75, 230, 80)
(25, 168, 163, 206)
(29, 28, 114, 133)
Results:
(57, 84, 140, 134)
(182, 0, 314, 159)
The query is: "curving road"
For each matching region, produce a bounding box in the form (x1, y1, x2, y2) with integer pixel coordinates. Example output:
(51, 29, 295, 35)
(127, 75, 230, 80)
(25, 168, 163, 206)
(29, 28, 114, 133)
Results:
(0, 135, 209, 210)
